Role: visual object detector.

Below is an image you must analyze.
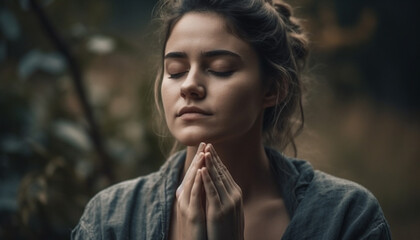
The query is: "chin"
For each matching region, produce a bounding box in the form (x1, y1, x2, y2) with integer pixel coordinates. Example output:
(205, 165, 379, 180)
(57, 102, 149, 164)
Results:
(177, 135, 209, 147)
(173, 129, 216, 147)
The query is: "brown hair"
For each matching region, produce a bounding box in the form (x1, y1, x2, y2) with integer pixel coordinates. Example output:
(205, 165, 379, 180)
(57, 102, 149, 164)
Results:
(153, 0, 309, 155)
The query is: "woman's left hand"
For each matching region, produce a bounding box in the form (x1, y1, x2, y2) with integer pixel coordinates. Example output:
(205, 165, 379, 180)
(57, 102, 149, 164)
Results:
(200, 144, 245, 240)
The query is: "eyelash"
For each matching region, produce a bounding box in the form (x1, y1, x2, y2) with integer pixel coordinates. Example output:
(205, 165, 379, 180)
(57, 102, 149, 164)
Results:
(168, 70, 234, 79)
(168, 72, 187, 79)
(209, 70, 234, 78)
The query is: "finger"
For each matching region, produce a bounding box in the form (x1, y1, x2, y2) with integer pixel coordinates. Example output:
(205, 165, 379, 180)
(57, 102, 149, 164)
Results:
(190, 169, 204, 211)
(178, 143, 206, 193)
(183, 142, 206, 184)
(204, 152, 229, 202)
(209, 144, 236, 192)
(210, 146, 239, 188)
(204, 143, 211, 154)
(181, 153, 204, 204)
(201, 167, 222, 209)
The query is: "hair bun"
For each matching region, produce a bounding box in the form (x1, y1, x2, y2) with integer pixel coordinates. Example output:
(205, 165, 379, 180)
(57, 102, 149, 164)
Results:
(273, 1, 297, 32)
(271, 0, 308, 69)
(273, 0, 292, 19)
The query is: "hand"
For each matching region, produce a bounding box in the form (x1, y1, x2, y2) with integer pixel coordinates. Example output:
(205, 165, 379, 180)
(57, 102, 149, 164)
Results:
(175, 142, 207, 240)
(201, 144, 245, 240)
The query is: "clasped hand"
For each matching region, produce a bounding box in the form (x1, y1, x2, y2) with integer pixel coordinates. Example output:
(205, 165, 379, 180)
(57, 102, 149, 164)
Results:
(175, 142, 244, 240)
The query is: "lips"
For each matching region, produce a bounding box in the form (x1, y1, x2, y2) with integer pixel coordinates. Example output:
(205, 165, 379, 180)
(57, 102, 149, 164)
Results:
(177, 106, 212, 117)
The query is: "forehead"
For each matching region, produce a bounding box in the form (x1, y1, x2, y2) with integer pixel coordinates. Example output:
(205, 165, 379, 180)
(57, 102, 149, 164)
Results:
(165, 12, 255, 59)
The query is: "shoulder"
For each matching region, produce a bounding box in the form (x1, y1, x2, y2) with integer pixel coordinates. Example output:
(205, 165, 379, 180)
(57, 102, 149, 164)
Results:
(71, 151, 186, 240)
(86, 170, 162, 208)
(86, 171, 161, 212)
(284, 156, 383, 214)
(265, 149, 392, 240)
(309, 170, 384, 217)
(290, 160, 391, 239)
(71, 172, 160, 239)
(310, 170, 377, 204)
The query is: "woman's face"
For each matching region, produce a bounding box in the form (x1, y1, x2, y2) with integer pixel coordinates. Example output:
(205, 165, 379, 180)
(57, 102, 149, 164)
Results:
(161, 12, 273, 146)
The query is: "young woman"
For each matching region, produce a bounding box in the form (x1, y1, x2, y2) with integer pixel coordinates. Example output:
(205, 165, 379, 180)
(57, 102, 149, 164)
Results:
(72, 0, 391, 239)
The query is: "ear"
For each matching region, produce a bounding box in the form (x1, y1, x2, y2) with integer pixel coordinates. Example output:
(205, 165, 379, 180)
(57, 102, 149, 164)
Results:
(262, 91, 277, 108)
(262, 78, 288, 108)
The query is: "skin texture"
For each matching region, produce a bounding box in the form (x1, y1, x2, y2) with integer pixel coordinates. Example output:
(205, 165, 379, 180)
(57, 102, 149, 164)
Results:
(174, 143, 207, 240)
(162, 12, 290, 240)
(162, 12, 272, 147)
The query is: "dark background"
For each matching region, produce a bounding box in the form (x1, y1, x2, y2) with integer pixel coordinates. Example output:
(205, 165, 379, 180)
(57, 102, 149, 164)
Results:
(1, 0, 419, 239)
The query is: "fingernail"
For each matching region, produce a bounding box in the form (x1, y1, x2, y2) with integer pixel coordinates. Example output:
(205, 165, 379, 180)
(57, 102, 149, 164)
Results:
(204, 143, 210, 152)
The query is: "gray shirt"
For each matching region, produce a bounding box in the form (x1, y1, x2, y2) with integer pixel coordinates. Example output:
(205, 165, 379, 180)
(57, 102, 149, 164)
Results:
(71, 148, 391, 239)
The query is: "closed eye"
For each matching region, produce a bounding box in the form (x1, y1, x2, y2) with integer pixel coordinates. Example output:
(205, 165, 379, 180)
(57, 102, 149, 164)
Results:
(208, 70, 234, 78)
(169, 72, 188, 79)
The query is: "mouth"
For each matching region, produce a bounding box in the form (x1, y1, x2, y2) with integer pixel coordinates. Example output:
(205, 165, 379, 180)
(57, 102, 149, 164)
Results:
(176, 106, 212, 117)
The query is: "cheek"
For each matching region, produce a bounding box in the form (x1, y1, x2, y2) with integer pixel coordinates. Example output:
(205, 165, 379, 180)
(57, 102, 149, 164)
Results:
(216, 81, 263, 119)
(229, 78, 262, 106)
(161, 80, 177, 117)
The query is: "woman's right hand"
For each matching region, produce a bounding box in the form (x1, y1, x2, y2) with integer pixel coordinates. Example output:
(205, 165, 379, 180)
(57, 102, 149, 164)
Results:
(175, 142, 207, 240)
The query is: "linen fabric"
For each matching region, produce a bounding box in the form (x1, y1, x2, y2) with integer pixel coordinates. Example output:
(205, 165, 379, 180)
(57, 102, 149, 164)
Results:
(71, 148, 391, 239)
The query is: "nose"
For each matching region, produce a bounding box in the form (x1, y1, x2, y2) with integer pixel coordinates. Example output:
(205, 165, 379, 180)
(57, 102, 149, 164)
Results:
(180, 68, 206, 100)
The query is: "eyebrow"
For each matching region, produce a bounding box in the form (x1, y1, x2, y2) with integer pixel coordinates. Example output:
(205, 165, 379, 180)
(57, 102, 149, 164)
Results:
(202, 50, 241, 59)
(164, 52, 187, 59)
(164, 50, 241, 59)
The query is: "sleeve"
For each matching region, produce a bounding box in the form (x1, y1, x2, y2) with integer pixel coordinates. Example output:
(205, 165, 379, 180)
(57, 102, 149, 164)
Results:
(71, 193, 102, 240)
(301, 171, 392, 240)
(69, 175, 155, 240)
(363, 220, 392, 240)
(334, 179, 392, 240)
(71, 221, 93, 240)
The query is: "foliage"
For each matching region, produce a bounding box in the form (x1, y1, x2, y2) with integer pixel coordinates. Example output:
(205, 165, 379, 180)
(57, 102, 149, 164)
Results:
(0, 0, 164, 239)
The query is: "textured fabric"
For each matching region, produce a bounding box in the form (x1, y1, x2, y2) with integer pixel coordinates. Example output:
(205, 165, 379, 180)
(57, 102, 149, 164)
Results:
(71, 148, 392, 240)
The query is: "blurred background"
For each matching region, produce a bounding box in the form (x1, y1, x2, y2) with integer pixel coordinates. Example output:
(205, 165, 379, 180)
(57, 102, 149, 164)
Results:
(0, 0, 419, 239)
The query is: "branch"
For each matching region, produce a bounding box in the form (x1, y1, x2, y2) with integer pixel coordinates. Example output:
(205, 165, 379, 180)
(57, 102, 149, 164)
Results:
(29, 0, 114, 182)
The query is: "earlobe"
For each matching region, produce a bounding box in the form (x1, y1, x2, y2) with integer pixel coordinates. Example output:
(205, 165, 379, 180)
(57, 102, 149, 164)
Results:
(263, 94, 278, 108)
(262, 78, 288, 108)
